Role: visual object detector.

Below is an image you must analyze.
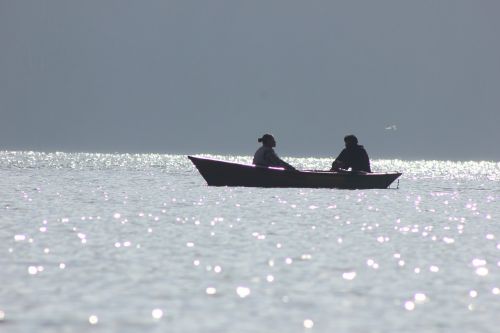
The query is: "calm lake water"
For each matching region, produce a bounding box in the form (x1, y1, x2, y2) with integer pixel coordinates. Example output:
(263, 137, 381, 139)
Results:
(1, 152, 499, 333)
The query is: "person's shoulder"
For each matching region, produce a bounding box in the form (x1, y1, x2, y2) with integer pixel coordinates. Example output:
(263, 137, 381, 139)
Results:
(338, 148, 348, 155)
(336, 148, 348, 157)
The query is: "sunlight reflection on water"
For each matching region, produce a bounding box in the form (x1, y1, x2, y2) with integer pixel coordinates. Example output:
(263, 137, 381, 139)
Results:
(0, 152, 499, 332)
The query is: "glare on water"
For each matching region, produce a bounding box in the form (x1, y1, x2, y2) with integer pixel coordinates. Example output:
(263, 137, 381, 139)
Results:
(0, 151, 499, 332)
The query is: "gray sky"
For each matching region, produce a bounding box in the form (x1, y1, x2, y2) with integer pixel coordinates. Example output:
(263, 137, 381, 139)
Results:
(1, 0, 499, 160)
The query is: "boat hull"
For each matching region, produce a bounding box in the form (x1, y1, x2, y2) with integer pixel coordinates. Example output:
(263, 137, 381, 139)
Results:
(188, 156, 401, 189)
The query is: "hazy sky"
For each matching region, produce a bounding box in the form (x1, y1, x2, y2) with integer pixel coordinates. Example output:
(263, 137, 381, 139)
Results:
(1, 0, 499, 160)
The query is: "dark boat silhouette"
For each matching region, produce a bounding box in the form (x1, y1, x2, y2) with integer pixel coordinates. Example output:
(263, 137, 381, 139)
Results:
(188, 156, 401, 189)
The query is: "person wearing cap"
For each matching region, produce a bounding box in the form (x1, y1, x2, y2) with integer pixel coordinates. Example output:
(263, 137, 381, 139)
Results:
(253, 134, 296, 170)
(331, 135, 371, 172)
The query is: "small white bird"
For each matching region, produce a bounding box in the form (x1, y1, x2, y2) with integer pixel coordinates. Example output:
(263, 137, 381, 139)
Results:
(385, 125, 397, 131)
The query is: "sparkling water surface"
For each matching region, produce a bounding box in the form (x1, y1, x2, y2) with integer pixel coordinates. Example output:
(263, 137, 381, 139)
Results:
(1, 152, 499, 333)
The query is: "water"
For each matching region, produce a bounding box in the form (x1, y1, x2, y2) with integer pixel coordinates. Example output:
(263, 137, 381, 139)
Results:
(1, 151, 499, 333)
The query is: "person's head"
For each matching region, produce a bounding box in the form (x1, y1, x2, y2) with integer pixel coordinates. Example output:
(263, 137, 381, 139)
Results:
(258, 134, 276, 147)
(344, 134, 358, 148)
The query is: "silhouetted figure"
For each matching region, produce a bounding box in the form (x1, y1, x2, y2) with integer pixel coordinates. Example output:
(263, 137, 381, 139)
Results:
(331, 135, 371, 172)
(253, 134, 296, 170)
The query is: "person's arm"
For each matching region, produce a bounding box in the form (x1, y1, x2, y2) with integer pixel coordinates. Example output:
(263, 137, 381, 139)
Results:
(331, 160, 345, 171)
(361, 149, 371, 172)
(278, 158, 296, 171)
(266, 150, 296, 170)
(331, 149, 348, 171)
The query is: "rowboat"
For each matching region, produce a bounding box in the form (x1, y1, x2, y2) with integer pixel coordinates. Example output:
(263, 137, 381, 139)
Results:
(188, 156, 401, 189)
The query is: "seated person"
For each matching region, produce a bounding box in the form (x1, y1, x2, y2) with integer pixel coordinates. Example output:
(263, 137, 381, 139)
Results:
(253, 134, 296, 170)
(331, 135, 371, 172)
